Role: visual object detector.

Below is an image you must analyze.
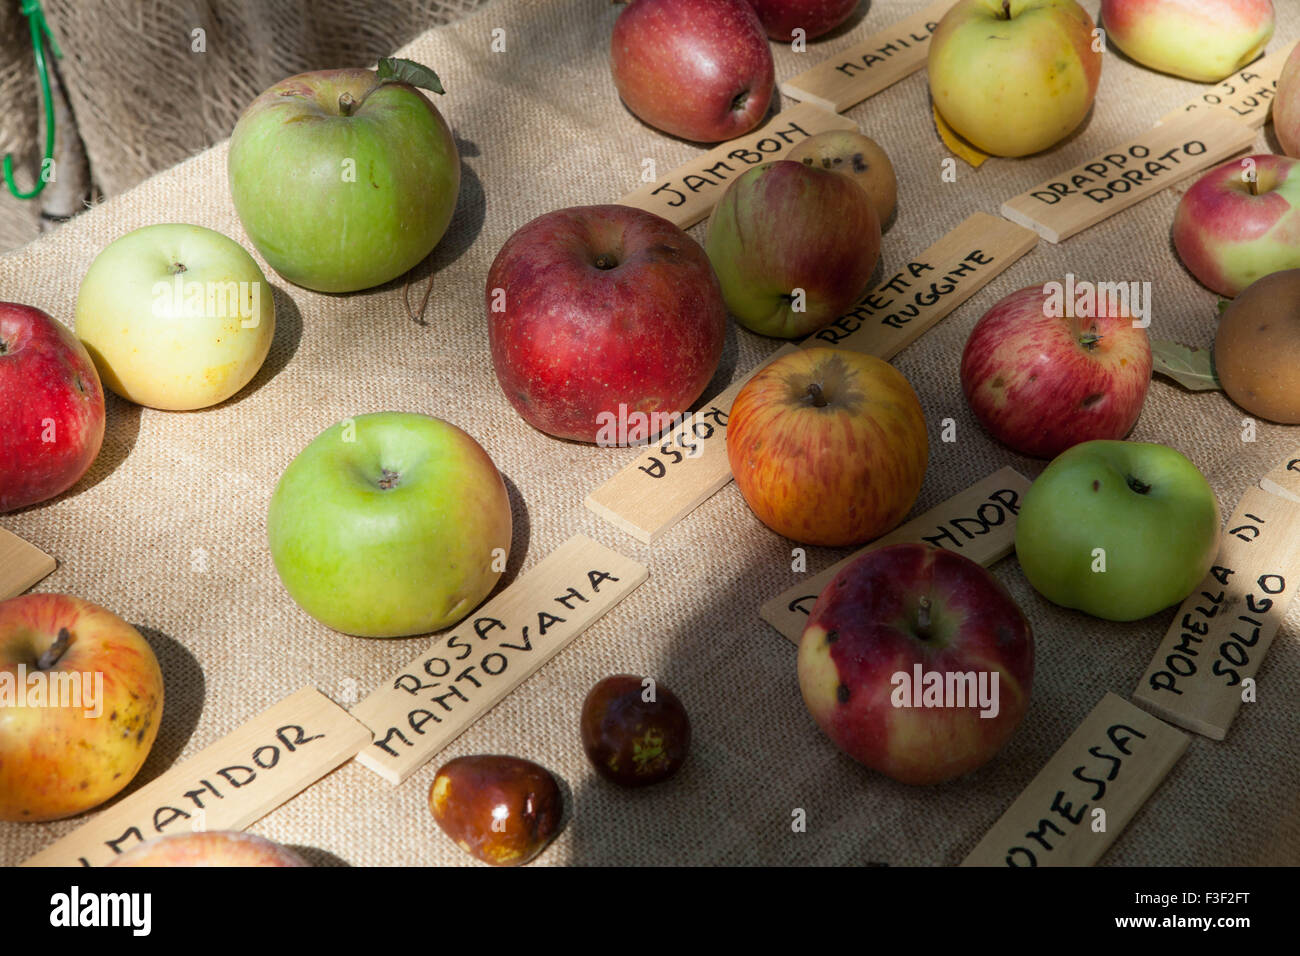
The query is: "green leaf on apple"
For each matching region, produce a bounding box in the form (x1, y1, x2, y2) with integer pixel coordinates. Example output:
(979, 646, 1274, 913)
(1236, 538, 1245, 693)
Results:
(376, 57, 445, 95)
(1150, 339, 1221, 392)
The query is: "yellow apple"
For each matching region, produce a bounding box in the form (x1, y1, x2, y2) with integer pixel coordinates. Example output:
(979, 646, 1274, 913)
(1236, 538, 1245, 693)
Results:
(75, 223, 275, 411)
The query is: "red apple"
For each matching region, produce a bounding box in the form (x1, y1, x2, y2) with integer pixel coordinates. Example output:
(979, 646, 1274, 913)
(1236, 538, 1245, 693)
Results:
(486, 204, 726, 443)
(960, 280, 1152, 459)
(0, 302, 105, 513)
(726, 347, 928, 547)
(0, 594, 164, 822)
(611, 0, 775, 143)
(747, 0, 860, 41)
(798, 543, 1034, 785)
(1278, 43, 1300, 159)
(108, 831, 309, 867)
(1172, 154, 1300, 298)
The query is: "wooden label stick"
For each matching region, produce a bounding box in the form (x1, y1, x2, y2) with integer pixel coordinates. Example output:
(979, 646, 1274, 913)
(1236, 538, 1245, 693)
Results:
(1159, 41, 1298, 129)
(1000, 110, 1257, 243)
(585, 344, 800, 543)
(22, 687, 371, 867)
(1258, 446, 1300, 504)
(0, 527, 56, 600)
(350, 535, 647, 784)
(805, 213, 1038, 356)
(1132, 487, 1300, 740)
(961, 693, 1189, 867)
(618, 102, 856, 230)
(760, 467, 1031, 644)
(779, 0, 959, 113)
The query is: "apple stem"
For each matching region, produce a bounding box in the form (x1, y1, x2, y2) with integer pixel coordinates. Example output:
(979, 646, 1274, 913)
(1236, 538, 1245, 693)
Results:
(36, 628, 71, 671)
(1249, 178, 1259, 197)
(915, 596, 932, 638)
(1079, 332, 1102, 350)
(338, 92, 358, 116)
(806, 383, 829, 408)
(1127, 475, 1152, 495)
(1000, 0, 1011, 19)
(378, 468, 401, 490)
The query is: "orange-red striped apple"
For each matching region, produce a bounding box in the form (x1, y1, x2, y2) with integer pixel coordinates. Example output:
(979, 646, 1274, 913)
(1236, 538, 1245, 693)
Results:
(726, 348, 927, 547)
(0, 302, 105, 513)
(0, 594, 163, 822)
(960, 280, 1153, 459)
(798, 543, 1034, 785)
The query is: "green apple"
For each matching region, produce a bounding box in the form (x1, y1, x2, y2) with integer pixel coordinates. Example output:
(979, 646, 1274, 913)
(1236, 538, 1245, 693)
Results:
(267, 412, 512, 638)
(75, 223, 275, 411)
(927, 0, 1103, 157)
(228, 59, 459, 293)
(1014, 440, 1220, 621)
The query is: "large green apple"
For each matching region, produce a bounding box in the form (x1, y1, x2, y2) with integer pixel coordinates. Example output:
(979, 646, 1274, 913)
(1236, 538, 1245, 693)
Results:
(1014, 440, 1220, 621)
(928, 0, 1102, 157)
(228, 59, 459, 294)
(267, 412, 512, 638)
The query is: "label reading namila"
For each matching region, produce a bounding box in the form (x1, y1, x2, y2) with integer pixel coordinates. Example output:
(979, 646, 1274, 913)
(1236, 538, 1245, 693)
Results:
(778, 0, 958, 113)
(0, 528, 56, 600)
(961, 693, 1189, 867)
(1160, 41, 1298, 129)
(1133, 487, 1300, 741)
(1258, 446, 1300, 504)
(1000, 110, 1257, 243)
(584, 344, 800, 544)
(760, 467, 1031, 644)
(22, 687, 371, 867)
(351, 535, 647, 784)
(618, 102, 855, 230)
(806, 213, 1038, 356)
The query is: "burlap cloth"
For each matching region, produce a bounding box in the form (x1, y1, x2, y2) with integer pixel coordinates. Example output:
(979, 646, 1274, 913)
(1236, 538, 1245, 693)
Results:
(2, 0, 1298, 867)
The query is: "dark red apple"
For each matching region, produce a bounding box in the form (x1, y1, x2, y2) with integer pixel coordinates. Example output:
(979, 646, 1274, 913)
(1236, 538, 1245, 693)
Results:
(747, 0, 860, 41)
(798, 543, 1034, 786)
(485, 204, 726, 443)
(960, 281, 1152, 460)
(0, 302, 105, 513)
(611, 0, 775, 143)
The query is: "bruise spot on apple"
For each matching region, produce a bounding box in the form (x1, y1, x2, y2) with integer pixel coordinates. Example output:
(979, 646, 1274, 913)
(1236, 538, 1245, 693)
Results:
(1080, 393, 1104, 408)
(825, 630, 838, 644)
(1092, 480, 1100, 492)
(836, 684, 850, 704)
(851, 153, 868, 173)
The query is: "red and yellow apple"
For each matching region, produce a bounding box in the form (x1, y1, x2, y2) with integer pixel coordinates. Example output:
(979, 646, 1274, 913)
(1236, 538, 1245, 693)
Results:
(108, 831, 308, 867)
(0, 302, 105, 513)
(1172, 154, 1300, 298)
(486, 204, 725, 443)
(960, 280, 1152, 459)
(726, 348, 928, 547)
(611, 0, 775, 143)
(704, 160, 881, 338)
(786, 130, 898, 228)
(928, 0, 1102, 157)
(0, 594, 164, 822)
(1100, 0, 1274, 83)
(798, 543, 1034, 785)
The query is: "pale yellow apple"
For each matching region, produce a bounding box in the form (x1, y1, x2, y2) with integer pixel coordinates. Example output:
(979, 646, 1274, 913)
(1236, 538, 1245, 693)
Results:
(75, 223, 275, 411)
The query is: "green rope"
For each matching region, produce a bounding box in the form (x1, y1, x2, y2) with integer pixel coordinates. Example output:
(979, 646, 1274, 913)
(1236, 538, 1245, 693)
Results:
(4, 0, 64, 200)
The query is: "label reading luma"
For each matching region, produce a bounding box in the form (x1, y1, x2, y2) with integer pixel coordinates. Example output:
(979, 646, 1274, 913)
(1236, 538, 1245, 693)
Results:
(1133, 487, 1300, 740)
(350, 535, 648, 784)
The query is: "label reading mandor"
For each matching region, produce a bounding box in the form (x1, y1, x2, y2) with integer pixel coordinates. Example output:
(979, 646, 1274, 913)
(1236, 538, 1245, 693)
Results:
(22, 687, 371, 867)
(0, 528, 56, 601)
(778, 0, 959, 113)
(759, 467, 1030, 644)
(618, 102, 856, 230)
(961, 693, 1189, 867)
(1000, 110, 1257, 243)
(584, 344, 800, 544)
(1258, 445, 1300, 505)
(1132, 487, 1300, 741)
(350, 535, 647, 784)
(805, 213, 1038, 357)
(1159, 41, 1298, 129)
